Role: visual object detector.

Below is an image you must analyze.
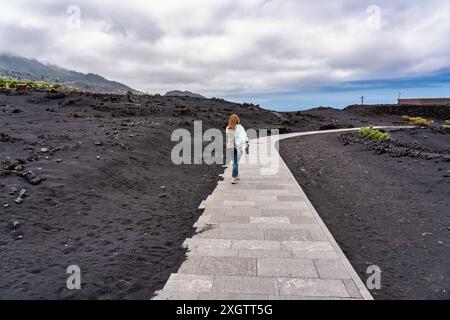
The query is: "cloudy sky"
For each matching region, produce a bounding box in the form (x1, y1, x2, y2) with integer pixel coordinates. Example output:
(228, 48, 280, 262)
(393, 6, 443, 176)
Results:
(1, 0, 450, 109)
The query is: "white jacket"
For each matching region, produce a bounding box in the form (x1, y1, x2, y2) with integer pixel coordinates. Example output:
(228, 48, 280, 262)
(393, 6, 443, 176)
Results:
(234, 124, 249, 151)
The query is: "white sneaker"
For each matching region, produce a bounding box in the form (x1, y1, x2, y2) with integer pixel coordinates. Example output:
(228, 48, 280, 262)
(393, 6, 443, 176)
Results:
(231, 178, 237, 184)
(235, 175, 240, 180)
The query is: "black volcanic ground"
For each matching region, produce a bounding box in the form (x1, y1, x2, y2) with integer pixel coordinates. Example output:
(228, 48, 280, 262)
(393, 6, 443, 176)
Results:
(0, 89, 449, 299)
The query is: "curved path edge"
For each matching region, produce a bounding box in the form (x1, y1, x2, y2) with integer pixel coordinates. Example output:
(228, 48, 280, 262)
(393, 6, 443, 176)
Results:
(153, 126, 413, 300)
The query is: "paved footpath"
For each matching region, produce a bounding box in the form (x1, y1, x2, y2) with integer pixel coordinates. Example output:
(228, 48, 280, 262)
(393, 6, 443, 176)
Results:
(154, 128, 406, 300)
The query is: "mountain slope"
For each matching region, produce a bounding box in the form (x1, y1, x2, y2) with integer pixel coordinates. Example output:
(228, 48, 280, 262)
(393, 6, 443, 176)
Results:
(0, 54, 135, 94)
(165, 90, 205, 98)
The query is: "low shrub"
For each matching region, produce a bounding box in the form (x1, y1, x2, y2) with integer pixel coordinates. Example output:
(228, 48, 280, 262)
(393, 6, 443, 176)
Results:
(402, 115, 434, 126)
(8, 80, 18, 89)
(0, 77, 65, 91)
(442, 120, 450, 131)
(359, 126, 390, 141)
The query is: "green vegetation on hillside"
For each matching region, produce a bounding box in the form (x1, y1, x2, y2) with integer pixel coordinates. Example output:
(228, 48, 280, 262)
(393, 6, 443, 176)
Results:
(359, 126, 390, 141)
(443, 120, 450, 131)
(402, 115, 434, 127)
(0, 77, 67, 91)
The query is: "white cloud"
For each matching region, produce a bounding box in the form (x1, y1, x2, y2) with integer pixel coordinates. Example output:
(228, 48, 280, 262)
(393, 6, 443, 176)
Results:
(0, 0, 449, 95)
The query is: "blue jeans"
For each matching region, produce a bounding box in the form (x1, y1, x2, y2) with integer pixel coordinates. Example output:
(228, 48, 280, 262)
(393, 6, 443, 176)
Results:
(228, 148, 241, 178)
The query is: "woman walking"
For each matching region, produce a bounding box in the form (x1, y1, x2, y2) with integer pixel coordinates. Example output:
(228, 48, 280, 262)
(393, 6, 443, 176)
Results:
(226, 114, 249, 184)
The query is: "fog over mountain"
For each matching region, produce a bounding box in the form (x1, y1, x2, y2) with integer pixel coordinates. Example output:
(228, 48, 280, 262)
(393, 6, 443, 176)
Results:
(0, 54, 134, 94)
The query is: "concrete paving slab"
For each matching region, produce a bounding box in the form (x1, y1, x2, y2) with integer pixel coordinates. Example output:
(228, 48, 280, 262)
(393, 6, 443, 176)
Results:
(257, 258, 318, 278)
(196, 256, 257, 277)
(211, 276, 278, 295)
(281, 241, 336, 259)
(225, 207, 263, 216)
(289, 216, 317, 224)
(184, 238, 233, 250)
(277, 278, 349, 297)
(231, 240, 282, 251)
(265, 229, 328, 241)
(256, 223, 321, 230)
(178, 257, 203, 274)
(219, 228, 264, 240)
(209, 216, 250, 224)
(262, 209, 313, 217)
(314, 259, 352, 280)
(249, 217, 290, 224)
(343, 279, 364, 299)
(186, 248, 239, 257)
(162, 274, 213, 293)
(153, 290, 199, 300)
(238, 249, 293, 258)
(197, 293, 269, 300)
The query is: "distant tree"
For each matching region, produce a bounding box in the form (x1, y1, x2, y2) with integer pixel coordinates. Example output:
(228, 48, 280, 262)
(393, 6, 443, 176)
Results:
(9, 80, 18, 89)
(127, 90, 134, 101)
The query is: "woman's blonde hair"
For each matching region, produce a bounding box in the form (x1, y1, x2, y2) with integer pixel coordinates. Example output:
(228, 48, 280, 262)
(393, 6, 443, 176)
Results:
(227, 114, 240, 129)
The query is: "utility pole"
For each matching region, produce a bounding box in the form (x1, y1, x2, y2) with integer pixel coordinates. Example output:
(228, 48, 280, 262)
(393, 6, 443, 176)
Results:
(360, 96, 365, 105)
(398, 92, 402, 100)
